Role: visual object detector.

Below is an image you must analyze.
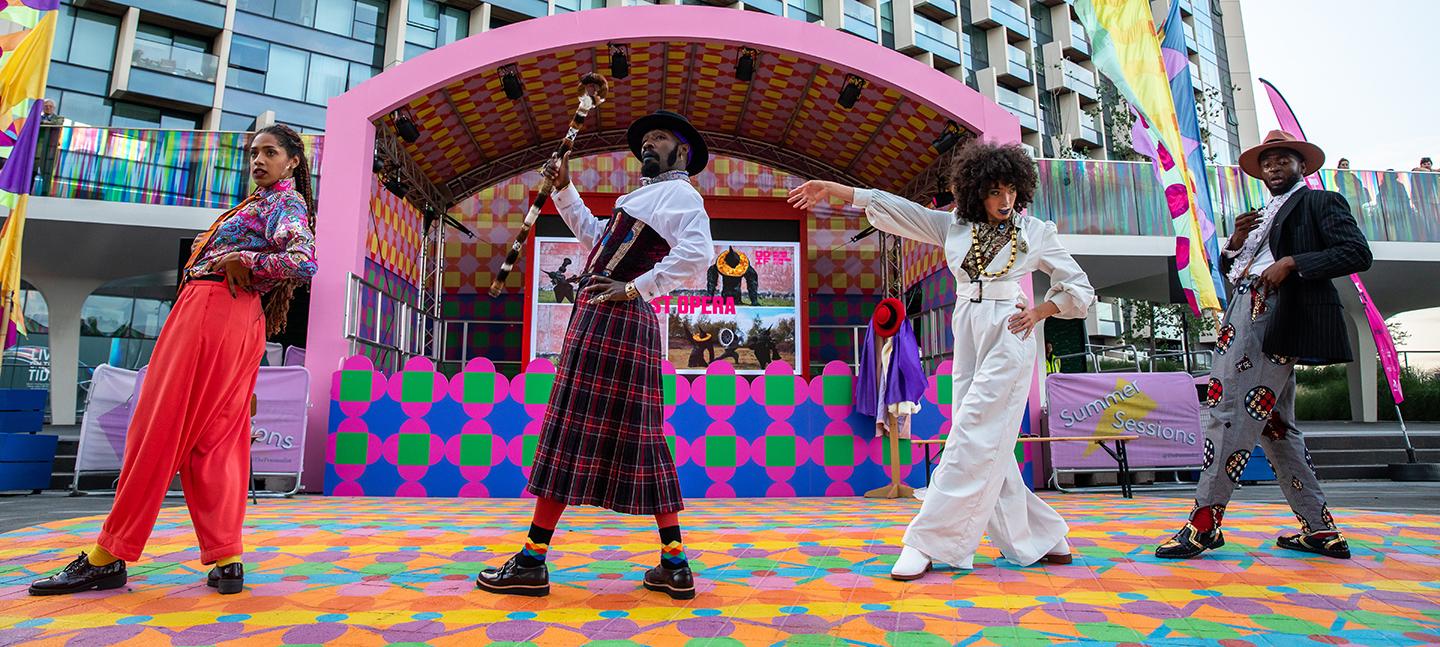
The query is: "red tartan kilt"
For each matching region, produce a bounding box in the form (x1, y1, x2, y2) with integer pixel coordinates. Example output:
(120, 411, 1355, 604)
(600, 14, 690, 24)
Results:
(526, 294, 684, 514)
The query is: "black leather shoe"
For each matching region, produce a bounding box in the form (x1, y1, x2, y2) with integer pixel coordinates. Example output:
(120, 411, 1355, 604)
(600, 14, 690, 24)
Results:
(1277, 532, 1351, 559)
(29, 552, 127, 596)
(476, 555, 549, 597)
(643, 564, 696, 600)
(206, 563, 245, 594)
(1155, 524, 1225, 559)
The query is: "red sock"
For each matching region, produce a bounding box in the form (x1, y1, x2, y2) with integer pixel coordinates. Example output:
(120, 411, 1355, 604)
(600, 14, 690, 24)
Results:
(533, 496, 567, 530)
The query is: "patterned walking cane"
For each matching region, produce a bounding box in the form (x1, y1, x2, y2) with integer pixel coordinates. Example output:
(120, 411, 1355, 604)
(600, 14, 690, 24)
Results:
(488, 72, 610, 297)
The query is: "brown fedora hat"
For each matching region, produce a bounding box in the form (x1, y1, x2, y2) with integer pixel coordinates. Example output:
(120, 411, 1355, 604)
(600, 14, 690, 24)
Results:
(1239, 129, 1325, 179)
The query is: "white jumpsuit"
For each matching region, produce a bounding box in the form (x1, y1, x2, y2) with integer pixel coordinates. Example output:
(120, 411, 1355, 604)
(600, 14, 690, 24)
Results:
(853, 189, 1096, 568)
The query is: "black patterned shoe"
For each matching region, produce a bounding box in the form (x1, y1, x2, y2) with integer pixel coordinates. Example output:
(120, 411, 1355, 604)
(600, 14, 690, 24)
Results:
(28, 553, 127, 596)
(1155, 524, 1225, 559)
(1277, 532, 1351, 559)
(206, 563, 245, 594)
(643, 564, 696, 600)
(476, 555, 549, 597)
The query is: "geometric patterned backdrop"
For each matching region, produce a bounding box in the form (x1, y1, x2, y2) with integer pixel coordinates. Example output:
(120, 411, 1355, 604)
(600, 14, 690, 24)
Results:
(325, 355, 1038, 498)
(434, 151, 896, 373)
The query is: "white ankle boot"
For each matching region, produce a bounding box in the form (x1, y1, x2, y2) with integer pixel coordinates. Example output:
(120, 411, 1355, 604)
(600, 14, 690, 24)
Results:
(890, 545, 932, 581)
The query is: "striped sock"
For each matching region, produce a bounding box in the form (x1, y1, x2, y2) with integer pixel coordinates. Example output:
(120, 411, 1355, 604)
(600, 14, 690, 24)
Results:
(515, 524, 554, 568)
(658, 525, 688, 569)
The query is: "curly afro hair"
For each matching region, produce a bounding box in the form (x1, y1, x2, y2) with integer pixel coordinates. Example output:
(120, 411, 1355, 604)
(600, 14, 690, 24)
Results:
(947, 140, 1037, 224)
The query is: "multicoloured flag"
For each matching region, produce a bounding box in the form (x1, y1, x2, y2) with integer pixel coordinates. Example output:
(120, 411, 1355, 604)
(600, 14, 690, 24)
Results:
(1157, 0, 1225, 308)
(0, 3, 59, 347)
(1074, 0, 1221, 314)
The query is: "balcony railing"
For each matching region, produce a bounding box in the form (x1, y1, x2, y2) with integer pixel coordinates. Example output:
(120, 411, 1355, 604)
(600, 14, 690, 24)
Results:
(842, 0, 878, 41)
(131, 40, 219, 83)
(989, 0, 1029, 38)
(994, 86, 1038, 132)
(1032, 158, 1440, 243)
(1069, 20, 1090, 55)
(24, 127, 1440, 244)
(32, 126, 324, 210)
(913, 14, 961, 66)
(1004, 44, 1031, 84)
(1063, 59, 1098, 98)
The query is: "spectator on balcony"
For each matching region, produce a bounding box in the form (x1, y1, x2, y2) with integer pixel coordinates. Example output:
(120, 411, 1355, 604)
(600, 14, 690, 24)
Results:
(1413, 157, 1434, 173)
(40, 99, 63, 126)
(1409, 158, 1440, 234)
(1332, 158, 1370, 222)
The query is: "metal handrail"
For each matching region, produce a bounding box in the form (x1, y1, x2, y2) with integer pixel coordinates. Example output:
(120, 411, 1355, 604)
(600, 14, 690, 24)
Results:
(343, 273, 441, 374)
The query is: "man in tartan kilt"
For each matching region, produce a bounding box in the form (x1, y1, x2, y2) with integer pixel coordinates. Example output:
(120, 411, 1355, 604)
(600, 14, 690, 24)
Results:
(477, 111, 713, 600)
(1155, 131, 1372, 561)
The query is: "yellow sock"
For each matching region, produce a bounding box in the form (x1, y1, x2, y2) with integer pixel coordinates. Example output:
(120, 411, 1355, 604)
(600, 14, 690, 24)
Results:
(215, 555, 242, 567)
(87, 544, 119, 566)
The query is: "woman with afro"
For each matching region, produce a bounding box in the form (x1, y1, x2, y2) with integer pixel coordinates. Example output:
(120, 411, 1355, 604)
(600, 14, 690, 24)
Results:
(789, 140, 1094, 580)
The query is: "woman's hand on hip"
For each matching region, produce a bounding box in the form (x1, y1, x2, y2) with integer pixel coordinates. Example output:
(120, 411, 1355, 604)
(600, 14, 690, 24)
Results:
(1007, 301, 1059, 339)
(217, 252, 252, 298)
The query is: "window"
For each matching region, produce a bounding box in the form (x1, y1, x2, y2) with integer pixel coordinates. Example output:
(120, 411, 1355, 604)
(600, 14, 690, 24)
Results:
(405, 0, 470, 59)
(54, 91, 112, 128)
(307, 54, 350, 104)
(55, 8, 121, 71)
(265, 45, 309, 101)
(228, 36, 374, 104)
(108, 101, 203, 129)
(786, 0, 823, 22)
(240, 0, 387, 43)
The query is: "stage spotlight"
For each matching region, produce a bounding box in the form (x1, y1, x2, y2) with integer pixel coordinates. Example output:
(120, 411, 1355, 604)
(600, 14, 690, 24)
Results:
(933, 120, 962, 154)
(383, 176, 408, 198)
(394, 111, 421, 143)
(422, 203, 440, 232)
(838, 74, 867, 110)
(501, 65, 524, 101)
(609, 43, 630, 80)
(736, 47, 758, 82)
(372, 153, 385, 174)
(934, 189, 954, 209)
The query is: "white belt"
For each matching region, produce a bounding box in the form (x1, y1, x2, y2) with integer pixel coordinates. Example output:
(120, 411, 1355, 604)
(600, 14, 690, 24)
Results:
(953, 279, 1024, 302)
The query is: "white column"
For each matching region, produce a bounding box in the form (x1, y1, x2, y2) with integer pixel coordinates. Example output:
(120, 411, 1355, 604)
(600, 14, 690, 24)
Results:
(107, 7, 140, 98)
(27, 278, 102, 427)
(1344, 300, 1379, 422)
(383, 0, 411, 69)
(205, 0, 241, 130)
(1219, 0, 1261, 149)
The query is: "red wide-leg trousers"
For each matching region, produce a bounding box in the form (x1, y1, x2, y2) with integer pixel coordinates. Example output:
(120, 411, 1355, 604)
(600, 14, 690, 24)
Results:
(97, 281, 265, 564)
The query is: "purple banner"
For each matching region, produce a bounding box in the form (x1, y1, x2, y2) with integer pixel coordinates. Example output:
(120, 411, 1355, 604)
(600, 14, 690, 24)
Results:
(1046, 372, 1203, 469)
(76, 365, 309, 476)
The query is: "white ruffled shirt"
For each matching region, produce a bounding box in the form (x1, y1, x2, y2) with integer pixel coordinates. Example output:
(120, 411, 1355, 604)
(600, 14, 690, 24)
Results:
(852, 189, 1095, 319)
(551, 180, 714, 301)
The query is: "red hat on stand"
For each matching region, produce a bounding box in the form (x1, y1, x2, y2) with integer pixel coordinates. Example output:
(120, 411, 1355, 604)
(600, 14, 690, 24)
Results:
(873, 298, 905, 338)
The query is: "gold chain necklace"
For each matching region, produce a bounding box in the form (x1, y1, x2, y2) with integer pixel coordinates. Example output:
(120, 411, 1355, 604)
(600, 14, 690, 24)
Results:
(972, 223, 1019, 278)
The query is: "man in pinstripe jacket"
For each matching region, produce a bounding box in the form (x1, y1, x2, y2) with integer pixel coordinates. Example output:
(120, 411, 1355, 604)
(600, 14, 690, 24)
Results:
(1157, 130, 1372, 561)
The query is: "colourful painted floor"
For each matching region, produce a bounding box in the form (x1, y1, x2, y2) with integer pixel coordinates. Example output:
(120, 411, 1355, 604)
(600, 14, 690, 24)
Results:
(2, 495, 1438, 646)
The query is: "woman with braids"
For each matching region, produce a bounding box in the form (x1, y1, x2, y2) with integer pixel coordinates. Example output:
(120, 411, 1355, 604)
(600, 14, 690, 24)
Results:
(789, 140, 1094, 580)
(30, 125, 317, 597)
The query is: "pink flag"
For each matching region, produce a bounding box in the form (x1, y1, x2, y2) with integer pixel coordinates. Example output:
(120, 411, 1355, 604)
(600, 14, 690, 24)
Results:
(1261, 79, 1403, 404)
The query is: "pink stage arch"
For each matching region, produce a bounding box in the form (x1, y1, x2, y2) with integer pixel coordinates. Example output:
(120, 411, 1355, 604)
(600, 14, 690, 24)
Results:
(304, 5, 1022, 491)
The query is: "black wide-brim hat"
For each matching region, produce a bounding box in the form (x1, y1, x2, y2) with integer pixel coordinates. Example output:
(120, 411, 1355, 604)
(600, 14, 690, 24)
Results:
(627, 110, 709, 176)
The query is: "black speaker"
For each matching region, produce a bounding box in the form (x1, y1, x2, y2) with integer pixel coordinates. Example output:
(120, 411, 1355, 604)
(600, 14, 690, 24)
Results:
(178, 237, 196, 285)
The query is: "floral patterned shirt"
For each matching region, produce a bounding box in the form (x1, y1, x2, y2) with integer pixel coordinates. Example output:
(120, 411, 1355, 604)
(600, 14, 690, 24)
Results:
(187, 177, 317, 294)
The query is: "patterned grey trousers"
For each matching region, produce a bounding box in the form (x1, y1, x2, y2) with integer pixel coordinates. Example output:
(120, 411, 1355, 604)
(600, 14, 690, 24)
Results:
(1193, 278, 1336, 534)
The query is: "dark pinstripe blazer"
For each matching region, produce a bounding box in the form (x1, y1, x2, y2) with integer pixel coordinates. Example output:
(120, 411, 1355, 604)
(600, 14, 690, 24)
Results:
(1220, 187, 1373, 365)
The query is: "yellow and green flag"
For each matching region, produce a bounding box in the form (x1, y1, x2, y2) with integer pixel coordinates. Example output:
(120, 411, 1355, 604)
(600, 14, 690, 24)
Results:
(1074, 0, 1221, 314)
(0, 4, 58, 346)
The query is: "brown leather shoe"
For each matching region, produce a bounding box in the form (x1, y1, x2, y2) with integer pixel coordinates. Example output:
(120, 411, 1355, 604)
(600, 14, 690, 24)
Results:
(476, 555, 549, 597)
(1040, 553, 1073, 565)
(643, 565, 696, 600)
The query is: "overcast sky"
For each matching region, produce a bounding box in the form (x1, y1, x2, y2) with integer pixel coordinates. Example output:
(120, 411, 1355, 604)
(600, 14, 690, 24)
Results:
(1239, 0, 1440, 366)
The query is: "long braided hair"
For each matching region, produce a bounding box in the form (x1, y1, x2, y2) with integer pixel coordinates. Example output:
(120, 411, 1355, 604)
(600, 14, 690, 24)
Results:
(253, 124, 316, 338)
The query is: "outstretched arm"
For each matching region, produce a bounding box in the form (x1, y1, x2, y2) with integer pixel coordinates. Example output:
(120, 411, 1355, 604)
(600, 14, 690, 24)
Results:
(789, 180, 950, 247)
